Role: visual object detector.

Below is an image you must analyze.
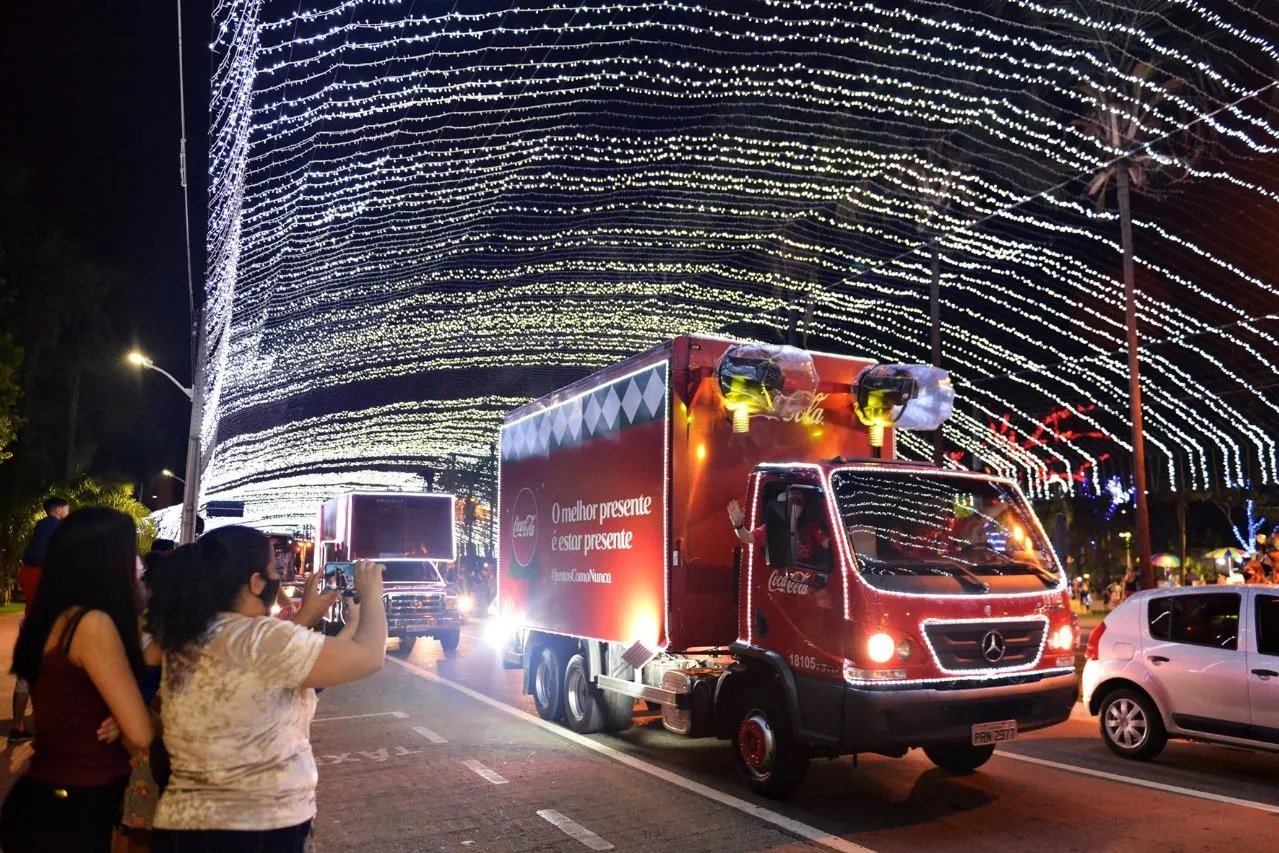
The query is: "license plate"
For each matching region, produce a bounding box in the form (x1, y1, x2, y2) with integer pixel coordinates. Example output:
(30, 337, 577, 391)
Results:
(971, 719, 1017, 746)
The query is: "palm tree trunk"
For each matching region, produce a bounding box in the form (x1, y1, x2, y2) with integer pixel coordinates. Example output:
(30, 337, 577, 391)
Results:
(1116, 163, 1155, 590)
(929, 239, 943, 466)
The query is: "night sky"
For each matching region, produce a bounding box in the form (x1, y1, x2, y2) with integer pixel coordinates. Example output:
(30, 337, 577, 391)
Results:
(2, 1, 209, 494)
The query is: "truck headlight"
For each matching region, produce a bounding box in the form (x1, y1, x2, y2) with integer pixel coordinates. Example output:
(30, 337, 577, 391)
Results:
(867, 632, 896, 664)
(458, 594, 474, 614)
(1047, 625, 1073, 651)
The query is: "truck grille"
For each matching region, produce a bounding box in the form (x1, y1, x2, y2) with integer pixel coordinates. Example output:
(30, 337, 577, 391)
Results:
(385, 594, 444, 618)
(923, 619, 1044, 671)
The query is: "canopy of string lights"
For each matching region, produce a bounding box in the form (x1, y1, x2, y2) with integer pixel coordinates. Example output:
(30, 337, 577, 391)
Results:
(199, 0, 1279, 531)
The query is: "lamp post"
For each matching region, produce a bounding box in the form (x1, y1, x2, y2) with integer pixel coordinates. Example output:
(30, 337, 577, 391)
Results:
(1119, 531, 1133, 574)
(161, 468, 186, 485)
(129, 350, 203, 544)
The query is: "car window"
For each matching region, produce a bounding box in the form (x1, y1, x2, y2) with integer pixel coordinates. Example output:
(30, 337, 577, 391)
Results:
(1256, 595, 1279, 656)
(1147, 593, 1240, 650)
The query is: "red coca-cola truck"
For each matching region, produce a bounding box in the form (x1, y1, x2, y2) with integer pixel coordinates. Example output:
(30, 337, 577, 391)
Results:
(497, 335, 1077, 797)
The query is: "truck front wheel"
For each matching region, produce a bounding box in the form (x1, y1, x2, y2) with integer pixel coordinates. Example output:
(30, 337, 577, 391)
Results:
(923, 742, 995, 774)
(732, 699, 809, 799)
(532, 646, 565, 722)
(438, 630, 460, 654)
(390, 636, 416, 656)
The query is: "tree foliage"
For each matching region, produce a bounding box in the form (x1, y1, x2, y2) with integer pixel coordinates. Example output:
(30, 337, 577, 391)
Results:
(0, 475, 157, 594)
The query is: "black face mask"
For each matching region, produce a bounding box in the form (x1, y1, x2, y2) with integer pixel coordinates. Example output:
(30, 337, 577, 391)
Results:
(257, 571, 281, 609)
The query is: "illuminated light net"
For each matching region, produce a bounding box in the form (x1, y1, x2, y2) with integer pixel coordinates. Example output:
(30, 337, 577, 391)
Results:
(196, 0, 1279, 534)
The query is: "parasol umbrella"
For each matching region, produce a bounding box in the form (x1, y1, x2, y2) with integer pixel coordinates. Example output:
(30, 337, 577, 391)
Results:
(1151, 553, 1180, 569)
(1204, 547, 1247, 562)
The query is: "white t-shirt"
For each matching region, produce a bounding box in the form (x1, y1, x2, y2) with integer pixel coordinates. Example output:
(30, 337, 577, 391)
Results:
(153, 612, 326, 831)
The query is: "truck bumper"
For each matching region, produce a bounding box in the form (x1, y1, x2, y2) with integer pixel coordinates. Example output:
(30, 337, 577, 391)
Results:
(389, 617, 463, 637)
(830, 672, 1077, 753)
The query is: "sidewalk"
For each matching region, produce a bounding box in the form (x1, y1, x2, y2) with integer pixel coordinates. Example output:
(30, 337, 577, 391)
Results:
(0, 611, 17, 731)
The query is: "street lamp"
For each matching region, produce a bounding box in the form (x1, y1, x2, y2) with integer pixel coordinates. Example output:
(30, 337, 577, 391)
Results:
(129, 349, 202, 544)
(161, 468, 186, 485)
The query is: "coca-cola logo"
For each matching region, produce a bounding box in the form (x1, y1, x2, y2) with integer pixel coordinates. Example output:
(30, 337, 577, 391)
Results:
(510, 488, 537, 567)
(768, 569, 812, 596)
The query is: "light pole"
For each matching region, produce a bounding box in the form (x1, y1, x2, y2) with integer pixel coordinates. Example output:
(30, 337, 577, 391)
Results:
(129, 350, 202, 544)
(161, 468, 186, 485)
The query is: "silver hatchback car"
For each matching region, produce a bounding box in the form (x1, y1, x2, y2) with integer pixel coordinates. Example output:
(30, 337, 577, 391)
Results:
(1082, 585, 1279, 759)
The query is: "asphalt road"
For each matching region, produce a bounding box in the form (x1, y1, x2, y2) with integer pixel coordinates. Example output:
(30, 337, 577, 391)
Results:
(306, 621, 1279, 852)
(1, 614, 1275, 851)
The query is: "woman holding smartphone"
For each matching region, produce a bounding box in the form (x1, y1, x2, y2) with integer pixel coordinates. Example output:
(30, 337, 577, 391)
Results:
(144, 526, 387, 851)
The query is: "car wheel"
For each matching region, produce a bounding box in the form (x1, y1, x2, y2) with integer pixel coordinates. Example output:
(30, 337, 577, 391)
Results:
(532, 645, 565, 722)
(923, 742, 995, 774)
(438, 630, 460, 654)
(390, 636, 416, 656)
(732, 694, 809, 799)
(1099, 687, 1167, 760)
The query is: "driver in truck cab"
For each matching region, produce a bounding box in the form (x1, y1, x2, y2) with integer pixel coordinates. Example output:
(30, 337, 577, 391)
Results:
(727, 491, 831, 570)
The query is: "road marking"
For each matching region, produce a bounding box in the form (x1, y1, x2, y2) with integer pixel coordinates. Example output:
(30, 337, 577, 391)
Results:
(537, 809, 614, 850)
(461, 758, 509, 785)
(387, 656, 874, 853)
(313, 710, 408, 723)
(996, 750, 1279, 815)
(413, 725, 448, 744)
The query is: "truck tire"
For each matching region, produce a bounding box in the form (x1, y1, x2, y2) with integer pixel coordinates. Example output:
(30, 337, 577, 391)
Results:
(438, 630, 460, 654)
(564, 654, 609, 734)
(1098, 687, 1166, 761)
(600, 691, 635, 733)
(732, 697, 809, 799)
(532, 645, 565, 722)
(390, 636, 416, 656)
(923, 743, 995, 774)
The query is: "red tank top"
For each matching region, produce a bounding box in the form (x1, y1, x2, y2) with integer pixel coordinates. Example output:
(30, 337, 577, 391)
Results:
(28, 610, 131, 786)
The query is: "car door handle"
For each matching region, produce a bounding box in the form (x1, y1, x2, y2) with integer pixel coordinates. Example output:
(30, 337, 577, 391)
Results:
(1252, 669, 1279, 678)
(1148, 655, 1169, 664)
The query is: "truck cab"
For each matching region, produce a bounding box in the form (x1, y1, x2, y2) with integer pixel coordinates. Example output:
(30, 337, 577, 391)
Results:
(321, 559, 471, 654)
(732, 460, 1076, 787)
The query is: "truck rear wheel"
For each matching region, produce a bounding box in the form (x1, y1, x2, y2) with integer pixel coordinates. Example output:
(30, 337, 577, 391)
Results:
(438, 630, 460, 654)
(532, 646, 565, 722)
(564, 654, 609, 734)
(923, 743, 995, 774)
(732, 697, 809, 799)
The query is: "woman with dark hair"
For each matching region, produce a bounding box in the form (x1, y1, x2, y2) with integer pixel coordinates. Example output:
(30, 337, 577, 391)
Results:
(146, 525, 386, 851)
(0, 506, 154, 852)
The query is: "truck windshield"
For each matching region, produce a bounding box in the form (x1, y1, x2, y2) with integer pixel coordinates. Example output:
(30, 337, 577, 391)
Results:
(381, 560, 443, 583)
(830, 469, 1062, 595)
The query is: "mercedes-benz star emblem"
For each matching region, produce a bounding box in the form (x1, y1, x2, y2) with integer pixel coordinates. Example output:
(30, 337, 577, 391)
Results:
(981, 630, 1006, 663)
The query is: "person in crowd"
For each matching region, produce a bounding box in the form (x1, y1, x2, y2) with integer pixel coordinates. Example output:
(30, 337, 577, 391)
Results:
(144, 526, 387, 852)
(1121, 567, 1138, 600)
(1243, 554, 1266, 585)
(9, 496, 71, 743)
(0, 506, 154, 852)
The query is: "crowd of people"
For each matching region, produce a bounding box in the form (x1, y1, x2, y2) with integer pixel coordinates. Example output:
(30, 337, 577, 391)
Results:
(1, 498, 391, 852)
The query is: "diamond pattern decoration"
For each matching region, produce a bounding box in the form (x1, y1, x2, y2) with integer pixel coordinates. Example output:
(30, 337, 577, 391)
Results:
(642, 369, 665, 417)
(503, 365, 668, 460)
(621, 378, 643, 422)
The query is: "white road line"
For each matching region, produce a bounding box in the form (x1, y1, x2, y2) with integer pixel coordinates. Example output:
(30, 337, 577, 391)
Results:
(312, 711, 409, 723)
(386, 656, 874, 853)
(413, 725, 448, 744)
(996, 750, 1279, 815)
(462, 758, 509, 785)
(537, 809, 615, 850)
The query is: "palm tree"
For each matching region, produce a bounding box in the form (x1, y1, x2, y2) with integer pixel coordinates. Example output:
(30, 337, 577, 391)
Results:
(1075, 56, 1195, 591)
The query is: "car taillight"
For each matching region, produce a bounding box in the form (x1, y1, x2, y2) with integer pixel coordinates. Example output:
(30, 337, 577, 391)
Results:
(1085, 619, 1106, 661)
